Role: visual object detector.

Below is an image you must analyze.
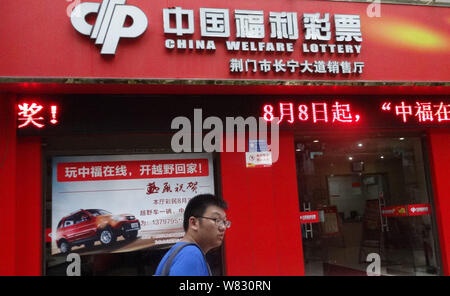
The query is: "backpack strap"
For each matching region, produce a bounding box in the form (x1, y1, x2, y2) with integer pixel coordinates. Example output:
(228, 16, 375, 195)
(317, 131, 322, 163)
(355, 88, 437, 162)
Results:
(159, 242, 212, 276)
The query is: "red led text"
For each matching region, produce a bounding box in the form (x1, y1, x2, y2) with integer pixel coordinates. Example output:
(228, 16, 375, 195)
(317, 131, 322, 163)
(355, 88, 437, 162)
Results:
(17, 101, 59, 129)
(263, 102, 361, 124)
(382, 101, 450, 123)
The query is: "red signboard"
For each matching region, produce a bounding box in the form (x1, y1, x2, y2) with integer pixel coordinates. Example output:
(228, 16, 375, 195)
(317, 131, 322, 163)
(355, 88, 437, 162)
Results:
(300, 211, 320, 224)
(408, 204, 431, 216)
(0, 0, 449, 82)
(381, 204, 431, 217)
(381, 205, 408, 217)
(57, 159, 209, 182)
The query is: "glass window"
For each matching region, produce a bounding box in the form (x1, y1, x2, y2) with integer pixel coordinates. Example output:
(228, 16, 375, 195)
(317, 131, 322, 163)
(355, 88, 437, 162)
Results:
(43, 134, 224, 276)
(295, 134, 441, 276)
(63, 219, 74, 228)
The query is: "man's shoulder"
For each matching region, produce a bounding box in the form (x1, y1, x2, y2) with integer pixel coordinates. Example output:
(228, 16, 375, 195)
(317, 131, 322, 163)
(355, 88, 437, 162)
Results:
(176, 243, 203, 257)
(170, 243, 209, 276)
(154, 242, 203, 276)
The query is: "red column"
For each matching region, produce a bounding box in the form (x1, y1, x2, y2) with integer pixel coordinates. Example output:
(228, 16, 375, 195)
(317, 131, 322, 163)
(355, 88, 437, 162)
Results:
(0, 94, 17, 275)
(428, 130, 450, 275)
(221, 131, 304, 275)
(15, 136, 42, 275)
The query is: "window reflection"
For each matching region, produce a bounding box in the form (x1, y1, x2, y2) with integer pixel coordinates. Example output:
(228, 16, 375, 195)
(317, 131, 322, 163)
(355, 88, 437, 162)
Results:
(296, 135, 440, 276)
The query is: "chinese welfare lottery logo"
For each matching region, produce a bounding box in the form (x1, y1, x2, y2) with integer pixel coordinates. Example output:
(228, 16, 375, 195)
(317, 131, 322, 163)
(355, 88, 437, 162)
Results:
(70, 0, 148, 54)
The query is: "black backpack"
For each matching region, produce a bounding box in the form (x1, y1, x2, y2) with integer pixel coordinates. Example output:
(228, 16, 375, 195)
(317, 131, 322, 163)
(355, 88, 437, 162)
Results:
(157, 242, 212, 276)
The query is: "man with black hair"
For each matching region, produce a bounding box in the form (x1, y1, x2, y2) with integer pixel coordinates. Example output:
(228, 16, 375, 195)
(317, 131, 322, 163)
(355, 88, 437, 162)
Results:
(154, 194, 230, 276)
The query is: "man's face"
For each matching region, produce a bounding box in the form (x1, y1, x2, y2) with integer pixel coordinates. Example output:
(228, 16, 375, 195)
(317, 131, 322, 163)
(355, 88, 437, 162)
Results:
(197, 205, 228, 251)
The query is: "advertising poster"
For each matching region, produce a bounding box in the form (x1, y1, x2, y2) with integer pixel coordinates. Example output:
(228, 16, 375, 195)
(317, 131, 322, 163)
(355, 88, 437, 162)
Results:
(51, 153, 214, 255)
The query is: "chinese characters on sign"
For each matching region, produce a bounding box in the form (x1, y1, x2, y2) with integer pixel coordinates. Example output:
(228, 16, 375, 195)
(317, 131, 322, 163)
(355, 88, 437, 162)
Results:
(300, 211, 320, 224)
(408, 204, 431, 216)
(262, 100, 450, 126)
(229, 59, 364, 75)
(163, 8, 361, 42)
(263, 102, 361, 124)
(381, 101, 450, 123)
(57, 159, 208, 182)
(17, 102, 59, 128)
(139, 197, 190, 227)
(146, 181, 199, 195)
(245, 151, 272, 168)
(162, 7, 363, 76)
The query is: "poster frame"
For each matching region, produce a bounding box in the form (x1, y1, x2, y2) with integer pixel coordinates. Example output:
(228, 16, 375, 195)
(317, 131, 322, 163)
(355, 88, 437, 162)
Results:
(41, 140, 222, 275)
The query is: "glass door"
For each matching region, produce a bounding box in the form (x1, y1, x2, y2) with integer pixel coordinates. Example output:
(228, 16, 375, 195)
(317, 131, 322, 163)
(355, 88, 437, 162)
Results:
(295, 134, 441, 276)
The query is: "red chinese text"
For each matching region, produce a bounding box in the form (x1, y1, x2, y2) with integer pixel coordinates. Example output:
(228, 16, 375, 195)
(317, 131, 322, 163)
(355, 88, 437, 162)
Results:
(263, 102, 360, 124)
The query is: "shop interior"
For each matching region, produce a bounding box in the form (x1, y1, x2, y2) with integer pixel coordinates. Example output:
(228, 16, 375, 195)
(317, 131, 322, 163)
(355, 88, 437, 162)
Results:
(295, 133, 441, 276)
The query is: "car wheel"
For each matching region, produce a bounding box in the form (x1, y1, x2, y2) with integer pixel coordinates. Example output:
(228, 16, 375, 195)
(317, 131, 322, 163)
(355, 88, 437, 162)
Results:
(60, 240, 71, 254)
(99, 228, 116, 245)
(124, 230, 138, 240)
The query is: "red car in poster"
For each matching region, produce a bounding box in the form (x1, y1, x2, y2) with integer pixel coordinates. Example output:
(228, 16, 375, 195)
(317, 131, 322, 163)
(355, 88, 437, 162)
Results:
(55, 209, 140, 253)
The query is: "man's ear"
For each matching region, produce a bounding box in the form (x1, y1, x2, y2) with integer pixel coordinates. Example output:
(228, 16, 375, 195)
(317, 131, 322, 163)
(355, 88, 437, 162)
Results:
(189, 216, 199, 231)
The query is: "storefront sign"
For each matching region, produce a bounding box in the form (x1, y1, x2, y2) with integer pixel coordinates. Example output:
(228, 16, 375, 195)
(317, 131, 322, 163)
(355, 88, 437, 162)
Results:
(165, 7, 364, 77)
(16, 96, 450, 135)
(51, 153, 214, 255)
(165, 9, 364, 76)
(70, 2, 365, 74)
(15, 96, 450, 135)
(3, 0, 448, 81)
(300, 211, 320, 224)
